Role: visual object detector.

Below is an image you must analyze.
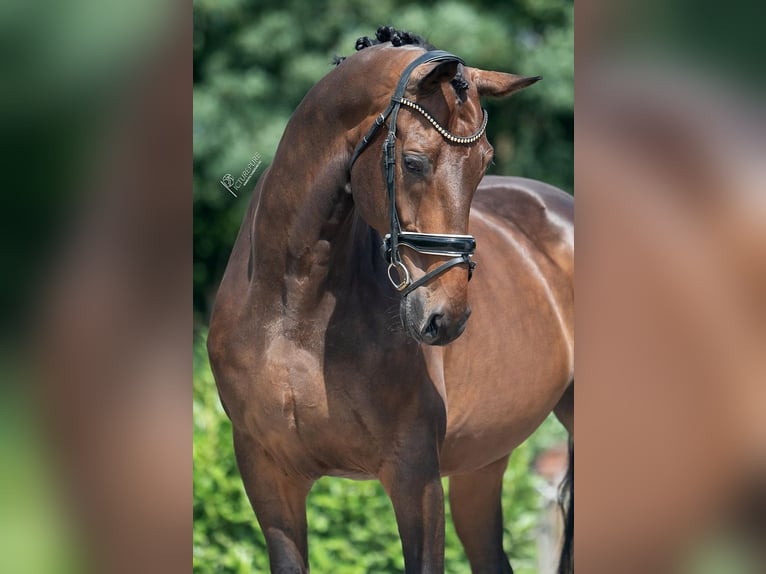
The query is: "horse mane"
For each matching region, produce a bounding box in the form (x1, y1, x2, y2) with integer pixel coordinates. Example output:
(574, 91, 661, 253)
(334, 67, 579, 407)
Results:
(356, 26, 435, 51)
(332, 26, 434, 66)
(332, 26, 468, 102)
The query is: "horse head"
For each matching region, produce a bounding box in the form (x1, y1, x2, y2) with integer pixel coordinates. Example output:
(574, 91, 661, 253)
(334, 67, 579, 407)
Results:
(345, 35, 540, 345)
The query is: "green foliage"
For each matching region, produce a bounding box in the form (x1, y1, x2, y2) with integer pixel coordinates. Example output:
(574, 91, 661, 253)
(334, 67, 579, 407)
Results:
(193, 0, 573, 318)
(0, 388, 83, 574)
(193, 334, 567, 573)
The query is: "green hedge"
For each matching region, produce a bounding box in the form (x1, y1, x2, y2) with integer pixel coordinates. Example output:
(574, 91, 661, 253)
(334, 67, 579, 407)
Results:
(193, 336, 567, 573)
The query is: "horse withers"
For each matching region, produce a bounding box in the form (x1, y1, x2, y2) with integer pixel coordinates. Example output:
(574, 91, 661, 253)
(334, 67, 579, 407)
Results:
(208, 27, 573, 574)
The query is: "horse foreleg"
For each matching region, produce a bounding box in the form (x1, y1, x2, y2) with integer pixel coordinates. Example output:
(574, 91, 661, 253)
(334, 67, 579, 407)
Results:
(449, 455, 513, 573)
(380, 445, 445, 574)
(233, 430, 312, 573)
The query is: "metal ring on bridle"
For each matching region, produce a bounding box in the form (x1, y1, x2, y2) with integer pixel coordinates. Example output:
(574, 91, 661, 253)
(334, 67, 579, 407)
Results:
(387, 261, 411, 291)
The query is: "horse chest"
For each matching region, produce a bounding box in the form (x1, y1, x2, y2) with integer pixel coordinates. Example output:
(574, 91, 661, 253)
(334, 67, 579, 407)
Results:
(248, 332, 425, 476)
(253, 338, 355, 429)
(254, 337, 329, 431)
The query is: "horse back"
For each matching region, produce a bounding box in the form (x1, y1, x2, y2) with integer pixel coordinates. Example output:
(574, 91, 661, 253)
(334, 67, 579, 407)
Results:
(473, 175, 573, 273)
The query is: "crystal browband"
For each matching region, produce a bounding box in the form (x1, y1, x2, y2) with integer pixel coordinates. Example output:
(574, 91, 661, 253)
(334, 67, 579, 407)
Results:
(398, 98, 488, 144)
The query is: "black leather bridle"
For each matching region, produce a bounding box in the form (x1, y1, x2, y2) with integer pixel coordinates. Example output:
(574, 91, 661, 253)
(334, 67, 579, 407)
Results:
(348, 50, 488, 296)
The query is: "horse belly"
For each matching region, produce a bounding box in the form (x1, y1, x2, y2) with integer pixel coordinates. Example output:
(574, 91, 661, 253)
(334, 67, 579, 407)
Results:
(438, 290, 572, 474)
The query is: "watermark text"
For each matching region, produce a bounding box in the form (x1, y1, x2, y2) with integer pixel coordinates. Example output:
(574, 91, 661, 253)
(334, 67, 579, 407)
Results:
(220, 152, 262, 197)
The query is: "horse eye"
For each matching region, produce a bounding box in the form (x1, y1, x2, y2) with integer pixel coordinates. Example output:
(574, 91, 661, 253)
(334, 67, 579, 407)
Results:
(403, 155, 426, 175)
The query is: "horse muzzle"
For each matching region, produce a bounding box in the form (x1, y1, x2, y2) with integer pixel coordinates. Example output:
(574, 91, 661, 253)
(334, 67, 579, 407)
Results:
(401, 294, 472, 346)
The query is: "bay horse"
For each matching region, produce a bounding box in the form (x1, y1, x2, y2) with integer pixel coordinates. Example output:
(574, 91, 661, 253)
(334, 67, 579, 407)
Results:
(208, 27, 573, 573)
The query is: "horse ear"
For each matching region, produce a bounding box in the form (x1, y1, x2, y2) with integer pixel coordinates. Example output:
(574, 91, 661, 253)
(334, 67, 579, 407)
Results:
(411, 60, 460, 95)
(473, 70, 542, 97)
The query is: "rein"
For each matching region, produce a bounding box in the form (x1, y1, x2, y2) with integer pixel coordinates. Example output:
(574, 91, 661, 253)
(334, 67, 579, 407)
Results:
(348, 50, 487, 296)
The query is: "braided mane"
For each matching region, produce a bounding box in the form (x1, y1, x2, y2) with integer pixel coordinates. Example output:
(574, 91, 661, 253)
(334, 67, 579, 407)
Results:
(332, 26, 468, 101)
(332, 26, 434, 66)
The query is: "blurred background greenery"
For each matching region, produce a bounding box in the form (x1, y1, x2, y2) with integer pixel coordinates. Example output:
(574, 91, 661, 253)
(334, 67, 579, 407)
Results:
(193, 0, 572, 572)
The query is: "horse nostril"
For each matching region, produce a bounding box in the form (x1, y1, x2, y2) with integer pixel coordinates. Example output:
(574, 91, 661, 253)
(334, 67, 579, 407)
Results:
(421, 313, 443, 340)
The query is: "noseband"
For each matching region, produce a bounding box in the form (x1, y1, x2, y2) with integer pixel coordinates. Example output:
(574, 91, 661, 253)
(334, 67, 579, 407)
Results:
(348, 50, 487, 296)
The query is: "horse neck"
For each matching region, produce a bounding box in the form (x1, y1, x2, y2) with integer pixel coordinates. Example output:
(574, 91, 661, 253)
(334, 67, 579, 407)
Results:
(245, 51, 410, 336)
(248, 114, 389, 325)
(250, 177, 392, 331)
